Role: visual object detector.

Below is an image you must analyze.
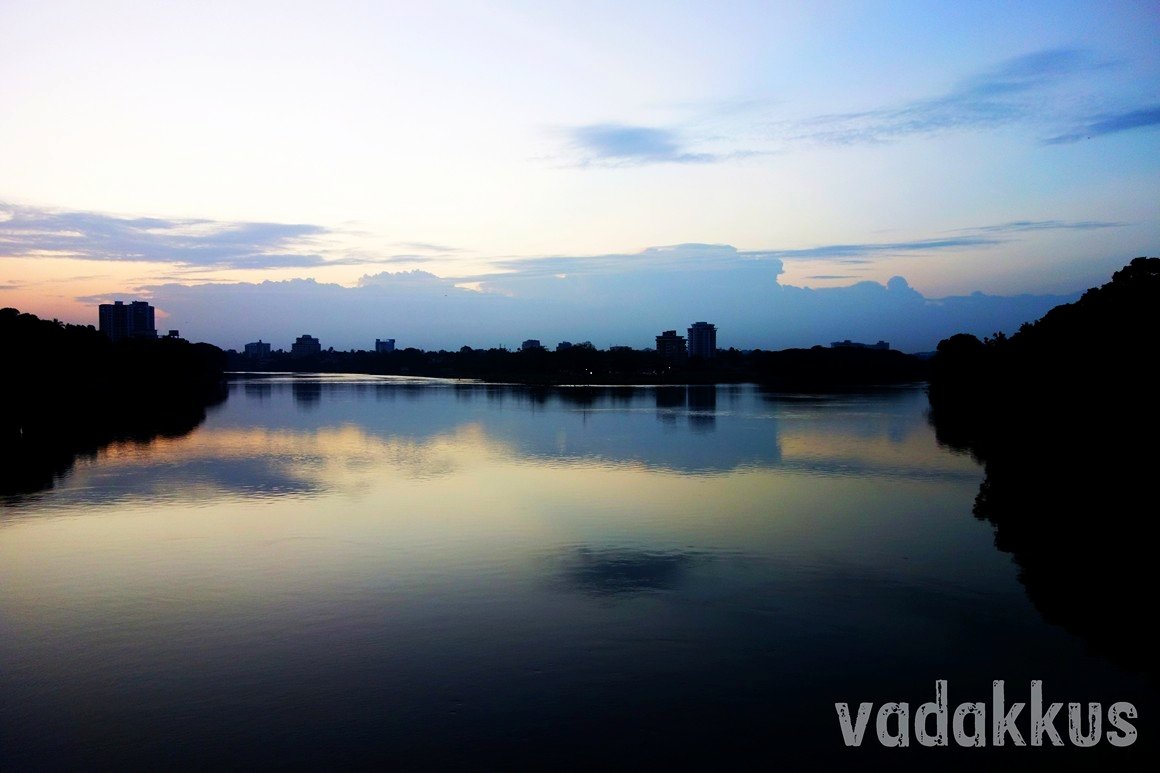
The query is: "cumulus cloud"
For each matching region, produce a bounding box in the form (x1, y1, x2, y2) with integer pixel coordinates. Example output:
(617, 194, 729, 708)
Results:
(7, 202, 1100, 352)
(143, 242, 1076, 354)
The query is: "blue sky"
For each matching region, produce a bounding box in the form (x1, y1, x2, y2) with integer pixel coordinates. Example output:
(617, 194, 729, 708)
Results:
(1, 1, 1157, 351)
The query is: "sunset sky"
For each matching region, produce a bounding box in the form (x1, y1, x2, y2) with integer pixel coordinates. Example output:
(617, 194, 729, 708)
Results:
(2, 1, 1157, 351)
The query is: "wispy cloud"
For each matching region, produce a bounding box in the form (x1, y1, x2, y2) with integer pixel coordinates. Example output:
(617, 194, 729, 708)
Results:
(560, 49, 1154, 164)
(393, 241, 461, 253)
(1044, 105, 1160, 144)
(468, 243, 764, 282)
(786, 48, 1107, 144)
(382, 254, 436, 264)
(968, 219, 1127, 233)
(762, 219, 1129, 262)
(450, 218, 1126, 290)
(756, 236, 1001, 261)
(563, 124, 721, 167)
(0, 204, 397, 271)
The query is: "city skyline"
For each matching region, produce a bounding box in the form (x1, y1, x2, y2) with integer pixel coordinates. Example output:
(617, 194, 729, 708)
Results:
(1, 2, 1157, 350)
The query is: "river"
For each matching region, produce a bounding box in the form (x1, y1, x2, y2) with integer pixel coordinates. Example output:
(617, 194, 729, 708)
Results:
(1, 375, 1152, 768)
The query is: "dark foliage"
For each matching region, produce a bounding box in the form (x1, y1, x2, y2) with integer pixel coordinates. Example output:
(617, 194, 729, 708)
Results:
(927, 257, 1159, 681)
(748, 346, 928, 390)
(229, 342, 928, 387)
(0, 308, 227, 497)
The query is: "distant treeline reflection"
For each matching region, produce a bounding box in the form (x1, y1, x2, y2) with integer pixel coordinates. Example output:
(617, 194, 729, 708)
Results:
(0, 308, 226, 498)
(928, 257, 1158, 682)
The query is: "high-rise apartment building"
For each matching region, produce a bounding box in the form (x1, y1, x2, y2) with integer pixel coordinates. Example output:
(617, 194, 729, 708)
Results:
(656, 330, 687, 361)
(98, 300, 157, 342)
(687, 321, 717, 359)
(291, 334, 322, 357)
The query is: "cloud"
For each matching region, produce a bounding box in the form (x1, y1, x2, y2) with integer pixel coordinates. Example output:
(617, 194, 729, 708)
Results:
(559, 49, 1153, 162)
(761, 219, 1128, 262)
(756, 237, 1001, 261)
(355, 269, 451, 288)
(563, 123, 721, 166)
(142, 242, 1077, 354)
(373, 255, 437, 265)
(784, 48, 1107, 145)
(958, 48, 1100, 98)
(968, 219, 1127, 233)
(0, 204, 399, 271)
(1043, 104, 1160, 144)
(474, 243, 772, 281)
(392, 241, 461, 253)
(15, 202, 1100, 353)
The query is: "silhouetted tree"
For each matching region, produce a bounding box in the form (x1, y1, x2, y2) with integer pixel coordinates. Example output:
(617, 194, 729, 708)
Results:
(1, 308, 226, 498)
(927, 257, 1160, 681)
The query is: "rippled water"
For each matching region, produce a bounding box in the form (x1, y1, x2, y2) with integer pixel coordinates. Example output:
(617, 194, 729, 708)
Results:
(1, 377, 1152, 768)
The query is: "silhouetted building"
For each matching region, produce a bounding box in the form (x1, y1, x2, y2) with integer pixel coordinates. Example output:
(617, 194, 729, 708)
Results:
(165, 330, 180, 339)
(98, 300, 156, 342)
(375, 338, 396, 353)
(656, 330, 686, 361)
(831, 339, 889, 350)
(521, 339, 544, 351)
(291, 334, 322, 358)
(687, 321, 717, 359)
(556, 341, 573, 352)
(244, 340, 272, 358)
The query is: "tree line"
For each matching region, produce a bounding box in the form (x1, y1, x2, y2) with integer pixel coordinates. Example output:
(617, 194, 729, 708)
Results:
(926, 257, 1158, 681)
(0, 308, 227, 496)
(228, 342, 929, 388)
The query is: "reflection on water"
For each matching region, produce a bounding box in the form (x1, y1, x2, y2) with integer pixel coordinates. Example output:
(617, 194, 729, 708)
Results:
(549, 546, 711, 597)
(1, 376, 1154, 768)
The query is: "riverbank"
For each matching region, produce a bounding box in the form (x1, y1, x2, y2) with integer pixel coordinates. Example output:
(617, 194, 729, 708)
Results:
(926, 257, 1158, 683)
(226, 344, 929, 387)
(0, 308, 227, 497)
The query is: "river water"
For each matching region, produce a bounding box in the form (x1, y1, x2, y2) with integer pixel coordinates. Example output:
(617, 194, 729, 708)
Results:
(1, 375, 1152, 768)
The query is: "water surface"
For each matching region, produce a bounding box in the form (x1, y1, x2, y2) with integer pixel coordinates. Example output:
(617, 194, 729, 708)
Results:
(1, 376, 1151, 768)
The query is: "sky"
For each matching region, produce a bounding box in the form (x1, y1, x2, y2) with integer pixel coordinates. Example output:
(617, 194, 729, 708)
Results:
(1, 0, 1157, 352)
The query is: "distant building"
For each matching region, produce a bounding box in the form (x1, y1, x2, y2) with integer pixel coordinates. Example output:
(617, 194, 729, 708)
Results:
(98, 300, 156, 342)
(556, 341, 573, 352)
(521, 339, 544, 351)
(656, 330, 687, 361)
(830, 339, 890, 351)
(165, 330, 180, 339)
(609, 345, 634, 352)
(244, 340, 272, 358)
(687, 321, 717, 359)
(375, 338, 396, 353)
(291, 334, 322, 358)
